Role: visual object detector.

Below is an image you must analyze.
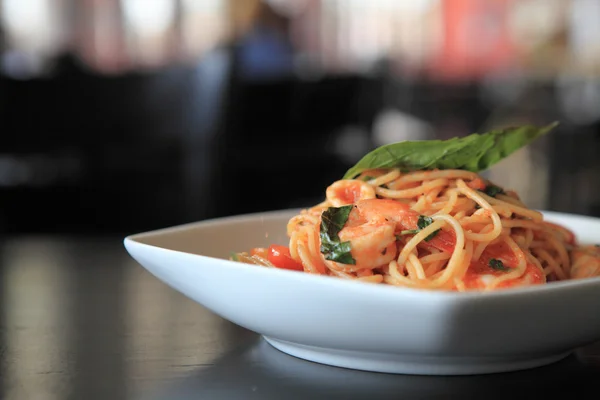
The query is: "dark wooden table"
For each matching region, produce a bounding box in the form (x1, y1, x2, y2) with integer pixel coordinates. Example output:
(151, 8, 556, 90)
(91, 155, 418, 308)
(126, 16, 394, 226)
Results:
(1, 237, 599, 400)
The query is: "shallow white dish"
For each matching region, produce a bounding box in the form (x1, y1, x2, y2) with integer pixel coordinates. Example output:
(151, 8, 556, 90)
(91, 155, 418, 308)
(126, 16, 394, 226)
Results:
(124, 209, 600, 375)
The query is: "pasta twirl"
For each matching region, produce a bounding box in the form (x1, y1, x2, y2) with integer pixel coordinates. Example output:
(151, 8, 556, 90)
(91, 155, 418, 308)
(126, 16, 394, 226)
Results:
(232, 169, 590, 292)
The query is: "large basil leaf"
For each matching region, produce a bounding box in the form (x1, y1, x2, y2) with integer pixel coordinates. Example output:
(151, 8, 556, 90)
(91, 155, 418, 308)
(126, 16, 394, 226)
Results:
(343, 122, 558, 179)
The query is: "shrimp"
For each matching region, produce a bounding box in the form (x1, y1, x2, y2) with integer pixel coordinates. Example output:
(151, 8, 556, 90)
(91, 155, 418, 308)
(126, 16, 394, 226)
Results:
(326, 180, 375, 207)
(326, 203, 396, 270)
(328, 198, 438, 271)
(570, 245, 600, 280)
(336, 213, 397, 270)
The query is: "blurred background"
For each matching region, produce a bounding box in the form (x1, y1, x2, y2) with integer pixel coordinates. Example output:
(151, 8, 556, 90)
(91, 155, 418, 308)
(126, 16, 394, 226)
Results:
(1, 0, 600, 236)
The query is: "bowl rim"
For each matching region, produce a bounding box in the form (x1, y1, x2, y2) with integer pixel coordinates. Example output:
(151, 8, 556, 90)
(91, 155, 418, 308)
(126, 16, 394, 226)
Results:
(124, 208, 600, 302)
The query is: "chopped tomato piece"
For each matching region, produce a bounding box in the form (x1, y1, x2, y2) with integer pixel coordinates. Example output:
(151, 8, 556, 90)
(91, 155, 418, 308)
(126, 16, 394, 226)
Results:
(424, 230, 458, 254)
(268, 245, 304, 271)
(467, 178, 486, 191)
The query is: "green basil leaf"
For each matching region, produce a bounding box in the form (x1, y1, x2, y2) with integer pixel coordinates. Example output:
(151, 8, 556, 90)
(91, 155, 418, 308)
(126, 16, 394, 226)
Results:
(489, 258, 510, 271)
(397, 215, 440, 242)
(320, 205, 356, 265)
(417, 215, 440, 242)
(417, 215, 433, 229)
(343, 122, 558, 179)
(483, 184, 505, 198)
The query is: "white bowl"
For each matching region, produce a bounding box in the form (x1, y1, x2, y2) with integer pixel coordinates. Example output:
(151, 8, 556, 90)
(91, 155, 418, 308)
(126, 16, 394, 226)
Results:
(123, 209, 600, 375)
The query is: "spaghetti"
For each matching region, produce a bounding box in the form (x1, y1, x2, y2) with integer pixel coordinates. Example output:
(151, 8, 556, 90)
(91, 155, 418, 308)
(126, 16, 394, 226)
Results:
(232, 168, 591, 291)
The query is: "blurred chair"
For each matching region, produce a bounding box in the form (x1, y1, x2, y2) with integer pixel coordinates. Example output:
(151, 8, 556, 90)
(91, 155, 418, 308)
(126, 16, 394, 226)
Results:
(0, 54, 193, 234)
(182, 42, 384, 220)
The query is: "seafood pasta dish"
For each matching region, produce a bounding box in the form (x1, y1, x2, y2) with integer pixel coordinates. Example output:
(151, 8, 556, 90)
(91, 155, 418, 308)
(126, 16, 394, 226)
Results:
(231, 123, 600, 291)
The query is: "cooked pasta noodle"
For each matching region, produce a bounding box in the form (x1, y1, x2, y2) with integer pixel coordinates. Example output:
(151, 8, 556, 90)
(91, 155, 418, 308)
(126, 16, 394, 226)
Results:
(232, 168, 596, 291)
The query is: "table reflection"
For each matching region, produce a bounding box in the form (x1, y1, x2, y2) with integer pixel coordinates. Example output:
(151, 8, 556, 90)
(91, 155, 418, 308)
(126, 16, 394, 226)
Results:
(0, 237, 251, 400)
(150, 338, 600, 400)
(2, 240, 72, 400)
